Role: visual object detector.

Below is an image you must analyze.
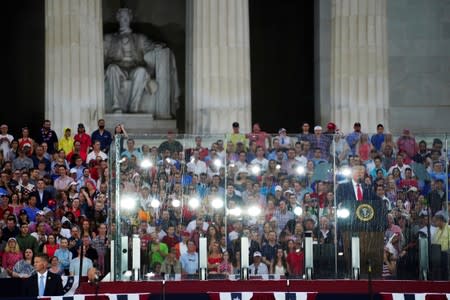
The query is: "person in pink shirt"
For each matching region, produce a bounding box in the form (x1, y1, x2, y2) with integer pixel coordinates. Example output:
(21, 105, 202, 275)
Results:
(246, 123, 271, 151)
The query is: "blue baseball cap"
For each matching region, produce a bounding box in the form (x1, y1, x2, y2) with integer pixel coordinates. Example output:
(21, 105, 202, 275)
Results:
(0, 188, 8, 197)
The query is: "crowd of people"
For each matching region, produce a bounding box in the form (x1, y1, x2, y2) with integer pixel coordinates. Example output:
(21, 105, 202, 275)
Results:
(0, 119, 449, 283)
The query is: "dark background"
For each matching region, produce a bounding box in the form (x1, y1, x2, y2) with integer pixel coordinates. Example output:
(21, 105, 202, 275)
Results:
(3, 0, 45, 138)
(2, 0, 314, 137)
(249, 0, 315, 134)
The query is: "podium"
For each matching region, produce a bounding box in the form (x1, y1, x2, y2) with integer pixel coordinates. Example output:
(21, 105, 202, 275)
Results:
(338, 199, 386, 278)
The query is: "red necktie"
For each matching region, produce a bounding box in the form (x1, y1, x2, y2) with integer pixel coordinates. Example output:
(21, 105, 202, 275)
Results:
(357, 184, 363, 201)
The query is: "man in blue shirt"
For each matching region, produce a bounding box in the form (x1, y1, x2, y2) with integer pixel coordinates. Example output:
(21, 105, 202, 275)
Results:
(91, 119, 112, 153)
(371, 124, 385, 152)
(346, 122, 362, 155)
(180, 240, 198, 275)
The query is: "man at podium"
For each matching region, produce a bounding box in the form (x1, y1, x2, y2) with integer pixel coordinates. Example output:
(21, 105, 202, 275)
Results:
(336, 165, 385, 278)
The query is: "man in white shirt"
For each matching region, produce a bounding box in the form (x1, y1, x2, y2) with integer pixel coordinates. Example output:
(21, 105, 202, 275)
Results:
(0, 124, 14, 158)
(249, 251, 268, 275)
(86, 140, 108, 163)
(186, 149, 207, 176)
(250, 146, 269, 173)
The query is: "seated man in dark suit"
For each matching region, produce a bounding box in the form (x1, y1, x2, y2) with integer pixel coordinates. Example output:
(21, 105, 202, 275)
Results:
(23, 253, 64, 297)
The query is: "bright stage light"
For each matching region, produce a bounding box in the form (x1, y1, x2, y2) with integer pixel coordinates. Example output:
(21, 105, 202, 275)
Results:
(251, 164, 261, 175)
(340, 166, 352, 177)
(150, 198, 161, 208)
(211, 198, 224, 209)
(247, 205, 261, 217)
(295, 165, 305, 175)
(337, 208, 350, 219)
(293, 206, 303, 216)
(121, 195, 136, 210)
(188, 197, 200, 209)
(228, 207, 242, 217)
(172, 199, 181, 208)
(140, 159, 153, 169)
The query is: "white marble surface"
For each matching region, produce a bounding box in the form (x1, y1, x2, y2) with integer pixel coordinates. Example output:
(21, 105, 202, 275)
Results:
(330, 0, 389, 133)
(185, 0, 252, 134)
(45, 0, 104, 134)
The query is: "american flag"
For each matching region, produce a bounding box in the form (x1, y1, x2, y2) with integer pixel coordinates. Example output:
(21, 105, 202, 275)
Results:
(210, 292, 317, 300)
(40, 293, 149, 300)
(381, 293, 450, 300)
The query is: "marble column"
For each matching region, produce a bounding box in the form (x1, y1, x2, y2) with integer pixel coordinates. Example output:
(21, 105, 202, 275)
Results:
(186, 0, 252, 134)
(330, 0, 389, 133)
(45, 0, 104, 135)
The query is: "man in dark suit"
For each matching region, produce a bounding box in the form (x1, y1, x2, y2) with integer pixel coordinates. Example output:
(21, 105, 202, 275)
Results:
(30, 179, 52, 210)
(336, 165, 373, 204)
(336, 165, 384, 278)
(23, 253, 64, 296)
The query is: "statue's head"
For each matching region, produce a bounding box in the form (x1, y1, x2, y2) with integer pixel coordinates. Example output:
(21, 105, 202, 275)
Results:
(116, 8, 133, 27)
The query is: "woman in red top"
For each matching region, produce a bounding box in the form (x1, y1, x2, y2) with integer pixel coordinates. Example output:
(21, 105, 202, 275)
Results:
(43, 234, 60, 257)
(286, 239, 305, 277)
(356, 133, 373, 163)
(207, 241, 223, 274)
(18, 127, 35, 156)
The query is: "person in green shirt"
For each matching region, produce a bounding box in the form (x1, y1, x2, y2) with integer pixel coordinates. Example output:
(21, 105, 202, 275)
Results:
(16, 222, 38, 254)
(149, 232, 168, 270)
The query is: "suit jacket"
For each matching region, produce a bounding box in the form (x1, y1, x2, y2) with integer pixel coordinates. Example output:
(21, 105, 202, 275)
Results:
(23, 271, 64, 297)
(336, 181, 384, 232)
(30, 190, 52, 210)
(336, 181, 374, 207)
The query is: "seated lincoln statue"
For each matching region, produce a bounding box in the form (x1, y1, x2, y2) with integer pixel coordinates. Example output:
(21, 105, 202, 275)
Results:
(104, 8, 180, 118)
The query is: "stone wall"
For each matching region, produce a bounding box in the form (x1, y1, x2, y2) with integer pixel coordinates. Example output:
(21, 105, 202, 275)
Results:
(387, 0, 450, 134)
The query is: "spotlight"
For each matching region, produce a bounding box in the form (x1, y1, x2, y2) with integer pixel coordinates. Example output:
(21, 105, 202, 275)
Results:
(121, 195, 135, 210)
(172, 199, 181, 208)
(140, 159, 153, 169)
(188, 197, 200, 209)
(213, 159, 222, 168)
(295, 165, 306, 175)
(337, 208, 350, 219)
(293, 206, 303, 216)
(150, 198, 160, 209)
(276, 164, 281, 170)
(247, 205, 261, 217)
(211, 198, 224, 209)
(340, 166, 352, 177)
(228, 207, 242, 217)
(251, 164, 261, 175)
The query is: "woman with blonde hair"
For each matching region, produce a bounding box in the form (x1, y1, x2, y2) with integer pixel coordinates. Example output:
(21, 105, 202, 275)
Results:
(2, 238, 22, 277)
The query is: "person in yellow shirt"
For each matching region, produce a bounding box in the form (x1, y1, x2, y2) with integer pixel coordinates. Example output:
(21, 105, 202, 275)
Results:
(227, 122, 248, 151)
(432, 211, 450, 250)
(432, 210, 449, 279)
(58, 128, 74, 155)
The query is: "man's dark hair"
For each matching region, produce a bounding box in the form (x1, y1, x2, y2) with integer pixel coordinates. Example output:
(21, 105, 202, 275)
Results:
(35, 253, 50, 263)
